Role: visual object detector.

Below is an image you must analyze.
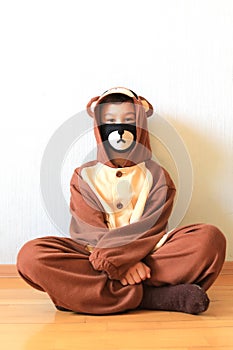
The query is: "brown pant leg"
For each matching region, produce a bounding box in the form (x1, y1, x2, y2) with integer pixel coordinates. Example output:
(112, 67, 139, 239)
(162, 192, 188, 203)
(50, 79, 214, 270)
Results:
(17, 236, 143, 315)
(144, 224, 226, 291)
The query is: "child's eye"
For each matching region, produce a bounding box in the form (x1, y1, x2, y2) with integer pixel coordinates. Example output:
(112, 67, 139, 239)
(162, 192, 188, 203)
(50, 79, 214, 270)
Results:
(106, 118, 116, 123)
(124, 117, 135, 123)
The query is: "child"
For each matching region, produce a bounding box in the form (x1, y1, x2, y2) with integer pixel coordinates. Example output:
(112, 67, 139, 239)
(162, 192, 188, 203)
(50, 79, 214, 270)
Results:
(17, 87, 226, 315)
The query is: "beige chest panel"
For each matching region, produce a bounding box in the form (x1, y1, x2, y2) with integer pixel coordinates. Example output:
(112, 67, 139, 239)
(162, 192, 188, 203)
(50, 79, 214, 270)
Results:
(81, 162, 153, 228)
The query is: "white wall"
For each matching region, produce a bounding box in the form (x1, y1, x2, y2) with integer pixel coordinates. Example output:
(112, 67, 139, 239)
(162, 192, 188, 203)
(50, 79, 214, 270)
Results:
(0, 0, 233, 263)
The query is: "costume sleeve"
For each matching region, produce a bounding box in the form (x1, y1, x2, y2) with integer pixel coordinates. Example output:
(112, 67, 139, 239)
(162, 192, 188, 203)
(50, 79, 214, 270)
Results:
(70, 161, 176, 280)
(69, 165, 109, 246)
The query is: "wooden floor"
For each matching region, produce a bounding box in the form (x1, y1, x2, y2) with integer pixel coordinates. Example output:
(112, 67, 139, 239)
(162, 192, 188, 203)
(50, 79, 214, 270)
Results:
(0, 263, 233, 350)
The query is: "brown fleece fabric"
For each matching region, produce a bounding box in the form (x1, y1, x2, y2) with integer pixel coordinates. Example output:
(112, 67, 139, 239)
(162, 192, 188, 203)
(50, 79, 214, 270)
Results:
(16, 87, 226, 314)
(69, 160, 176, 280)
(17, 224, 226, 314)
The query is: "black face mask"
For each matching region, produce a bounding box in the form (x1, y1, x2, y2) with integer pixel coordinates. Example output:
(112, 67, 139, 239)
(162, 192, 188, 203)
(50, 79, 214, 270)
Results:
(99, 123, 137, 153)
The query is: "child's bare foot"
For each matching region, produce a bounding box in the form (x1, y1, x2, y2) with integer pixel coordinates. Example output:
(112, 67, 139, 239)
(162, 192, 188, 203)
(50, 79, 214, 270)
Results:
(120, 262, 151, 286)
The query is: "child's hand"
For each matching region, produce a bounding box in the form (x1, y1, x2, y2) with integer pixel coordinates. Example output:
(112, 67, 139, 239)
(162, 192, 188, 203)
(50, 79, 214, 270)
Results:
(120, 262, 151, 286)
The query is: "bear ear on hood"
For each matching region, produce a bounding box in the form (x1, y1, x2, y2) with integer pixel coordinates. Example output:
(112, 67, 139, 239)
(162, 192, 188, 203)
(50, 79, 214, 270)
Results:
(139, 96, 154, 118)
(86, 96, 100, 118)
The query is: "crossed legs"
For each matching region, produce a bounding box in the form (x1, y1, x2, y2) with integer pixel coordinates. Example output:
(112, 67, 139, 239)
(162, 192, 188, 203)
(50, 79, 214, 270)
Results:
(17, 224, 226, 314)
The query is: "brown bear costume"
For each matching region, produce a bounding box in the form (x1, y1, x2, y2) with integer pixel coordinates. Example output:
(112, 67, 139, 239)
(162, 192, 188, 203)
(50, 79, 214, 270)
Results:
(17, 87, 226, 314)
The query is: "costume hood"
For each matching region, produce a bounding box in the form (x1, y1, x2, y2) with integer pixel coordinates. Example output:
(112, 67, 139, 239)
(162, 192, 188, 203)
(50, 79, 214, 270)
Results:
(86, 87, 154, 168)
